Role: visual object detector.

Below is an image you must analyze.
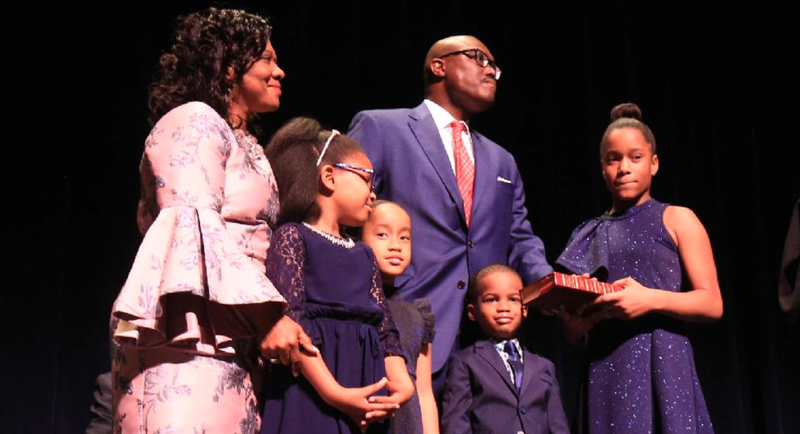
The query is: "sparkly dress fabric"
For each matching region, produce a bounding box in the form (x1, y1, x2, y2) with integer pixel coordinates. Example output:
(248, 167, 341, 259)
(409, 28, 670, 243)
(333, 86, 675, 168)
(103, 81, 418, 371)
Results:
(260, 223, 404, 434)
(110, 102, 284, 434)
(385, 295, 436, 434)
(556, 199, 714, 434)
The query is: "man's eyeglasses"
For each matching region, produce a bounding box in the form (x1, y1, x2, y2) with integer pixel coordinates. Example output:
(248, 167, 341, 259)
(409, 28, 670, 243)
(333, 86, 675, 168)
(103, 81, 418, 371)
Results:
(333, 163, 376, 192)
(439, 48, 502, 80)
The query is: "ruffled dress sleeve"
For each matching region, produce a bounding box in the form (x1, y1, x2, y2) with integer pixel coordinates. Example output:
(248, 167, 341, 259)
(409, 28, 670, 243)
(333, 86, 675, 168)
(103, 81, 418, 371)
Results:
(412, 298, 436, 346)
(111, 102, 284, 355)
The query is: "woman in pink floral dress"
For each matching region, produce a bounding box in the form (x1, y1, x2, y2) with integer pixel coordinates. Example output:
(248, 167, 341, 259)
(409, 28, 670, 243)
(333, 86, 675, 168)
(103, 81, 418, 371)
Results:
(110, 8, 302, 434)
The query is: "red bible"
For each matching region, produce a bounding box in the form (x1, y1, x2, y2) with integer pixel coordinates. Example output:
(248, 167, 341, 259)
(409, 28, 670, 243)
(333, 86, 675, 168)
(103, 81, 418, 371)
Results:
(522, 272, 622, 311)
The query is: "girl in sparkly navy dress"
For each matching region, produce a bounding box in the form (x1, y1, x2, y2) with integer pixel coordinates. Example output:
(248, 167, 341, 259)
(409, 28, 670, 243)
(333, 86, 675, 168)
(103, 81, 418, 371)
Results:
(557, 103, 723, 434)
(261, 118, 414, 434)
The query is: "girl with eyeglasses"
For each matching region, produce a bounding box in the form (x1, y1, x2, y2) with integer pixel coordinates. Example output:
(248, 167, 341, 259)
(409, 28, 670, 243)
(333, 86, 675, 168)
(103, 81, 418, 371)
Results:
(261, 117, 414, 434)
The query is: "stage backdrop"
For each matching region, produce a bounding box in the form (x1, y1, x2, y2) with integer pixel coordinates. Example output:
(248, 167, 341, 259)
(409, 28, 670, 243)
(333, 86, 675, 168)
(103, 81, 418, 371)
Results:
(4, 2, 798, 434)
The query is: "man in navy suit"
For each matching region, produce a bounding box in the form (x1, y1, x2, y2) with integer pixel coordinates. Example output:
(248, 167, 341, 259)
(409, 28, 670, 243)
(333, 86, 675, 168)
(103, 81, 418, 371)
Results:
(441, 265, 569, 434)
(348, 35, 552, 392)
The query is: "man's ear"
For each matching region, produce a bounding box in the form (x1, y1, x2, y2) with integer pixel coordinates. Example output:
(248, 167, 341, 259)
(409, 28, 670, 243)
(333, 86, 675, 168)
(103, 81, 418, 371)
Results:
(430, 59, 446, 78)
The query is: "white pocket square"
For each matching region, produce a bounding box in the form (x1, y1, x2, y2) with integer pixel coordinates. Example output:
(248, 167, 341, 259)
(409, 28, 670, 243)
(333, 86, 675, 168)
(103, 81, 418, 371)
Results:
(497, 176, 513, 184)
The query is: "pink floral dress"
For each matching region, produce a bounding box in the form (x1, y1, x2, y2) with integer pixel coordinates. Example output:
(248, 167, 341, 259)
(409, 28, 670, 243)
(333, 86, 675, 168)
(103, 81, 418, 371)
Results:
(111, 101, 284, 434)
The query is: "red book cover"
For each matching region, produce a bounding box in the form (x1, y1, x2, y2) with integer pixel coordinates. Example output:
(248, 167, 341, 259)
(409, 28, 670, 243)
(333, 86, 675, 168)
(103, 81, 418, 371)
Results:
(522, 272, 622, 311)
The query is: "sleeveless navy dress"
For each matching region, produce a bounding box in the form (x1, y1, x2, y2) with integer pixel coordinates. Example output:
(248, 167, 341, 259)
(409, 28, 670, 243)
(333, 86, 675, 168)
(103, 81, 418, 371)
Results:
(557, 199, 714, 434)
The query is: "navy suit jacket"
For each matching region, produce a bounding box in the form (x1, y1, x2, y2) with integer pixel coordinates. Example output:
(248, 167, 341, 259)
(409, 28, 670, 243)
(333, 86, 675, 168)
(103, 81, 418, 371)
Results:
(348, 103, 552, 371)
(441, 340, 570, 434)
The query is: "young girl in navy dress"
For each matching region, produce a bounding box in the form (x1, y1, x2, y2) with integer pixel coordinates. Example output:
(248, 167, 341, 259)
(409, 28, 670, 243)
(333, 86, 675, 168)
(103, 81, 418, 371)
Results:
(261, 118, 414, 434)
(558, 103, 723, 434)
(361, 201, 439, 434)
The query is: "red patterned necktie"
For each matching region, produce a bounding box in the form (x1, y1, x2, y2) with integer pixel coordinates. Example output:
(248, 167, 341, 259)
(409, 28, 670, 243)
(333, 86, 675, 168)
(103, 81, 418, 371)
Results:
(450, 120, 475, 227)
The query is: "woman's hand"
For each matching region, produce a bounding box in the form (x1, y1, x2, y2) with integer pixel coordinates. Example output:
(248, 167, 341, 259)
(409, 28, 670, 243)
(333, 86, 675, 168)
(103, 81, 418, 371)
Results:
(259, 315, 319, 376)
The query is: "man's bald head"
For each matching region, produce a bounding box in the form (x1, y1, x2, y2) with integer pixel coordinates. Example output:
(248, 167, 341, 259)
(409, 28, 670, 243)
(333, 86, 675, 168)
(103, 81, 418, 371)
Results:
(422, 35, 498, 120)
(423, 36, 491, 86)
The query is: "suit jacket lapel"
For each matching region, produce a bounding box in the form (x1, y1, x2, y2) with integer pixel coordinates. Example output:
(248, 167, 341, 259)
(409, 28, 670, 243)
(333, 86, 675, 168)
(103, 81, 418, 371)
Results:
(470, 132, 495, 216)
(475, 340, 517, 396)
(519, 348, 537, 396)
(407, 104, 466, 225)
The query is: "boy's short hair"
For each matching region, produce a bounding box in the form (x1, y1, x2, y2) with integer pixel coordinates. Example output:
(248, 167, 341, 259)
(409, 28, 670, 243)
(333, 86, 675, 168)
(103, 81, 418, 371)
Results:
(468, 264, 521, 303)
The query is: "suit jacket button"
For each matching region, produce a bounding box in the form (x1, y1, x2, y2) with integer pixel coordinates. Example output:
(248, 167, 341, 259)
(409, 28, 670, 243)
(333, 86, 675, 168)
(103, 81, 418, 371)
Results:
(517, 431, 525, 434)
(468, 241, 475, 248)
(457, 281, 466, 289)
(519, 406, 527, 414)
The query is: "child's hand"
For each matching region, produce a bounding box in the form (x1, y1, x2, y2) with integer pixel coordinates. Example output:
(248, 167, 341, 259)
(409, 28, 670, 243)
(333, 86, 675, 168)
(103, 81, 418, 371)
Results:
(358, 408, 393, 431)
(367, 377, 415, 407)
(357, 400, 402, 432)
(560, 304, 606, 343)
(355, 378, 414, 429)
(328, 378, 399, 431)
(595, 277, 655, 319)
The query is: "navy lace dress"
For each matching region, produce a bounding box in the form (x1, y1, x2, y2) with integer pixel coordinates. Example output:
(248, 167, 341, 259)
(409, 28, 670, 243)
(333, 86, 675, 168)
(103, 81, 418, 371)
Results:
(260, 223, 404, 434)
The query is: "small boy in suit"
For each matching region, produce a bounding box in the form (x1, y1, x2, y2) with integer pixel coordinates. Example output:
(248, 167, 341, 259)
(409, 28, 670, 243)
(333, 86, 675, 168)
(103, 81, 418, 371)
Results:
(441, 264, 570, 434)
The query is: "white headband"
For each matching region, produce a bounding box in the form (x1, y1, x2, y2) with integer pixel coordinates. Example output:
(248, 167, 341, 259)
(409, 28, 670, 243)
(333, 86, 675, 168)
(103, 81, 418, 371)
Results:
(316, 129, 340, 166)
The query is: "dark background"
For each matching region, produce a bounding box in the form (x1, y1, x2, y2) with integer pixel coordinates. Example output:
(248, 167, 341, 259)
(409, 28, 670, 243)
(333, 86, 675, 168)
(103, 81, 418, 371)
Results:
(5, 2, 798, 433)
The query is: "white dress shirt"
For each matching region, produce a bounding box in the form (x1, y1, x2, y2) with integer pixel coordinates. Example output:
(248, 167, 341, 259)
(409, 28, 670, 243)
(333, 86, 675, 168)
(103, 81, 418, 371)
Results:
(423, 99, 475, 174)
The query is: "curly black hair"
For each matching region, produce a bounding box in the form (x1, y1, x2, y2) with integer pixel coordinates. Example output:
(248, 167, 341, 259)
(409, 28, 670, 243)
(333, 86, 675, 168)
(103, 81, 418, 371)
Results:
(147, 8, 272, 129)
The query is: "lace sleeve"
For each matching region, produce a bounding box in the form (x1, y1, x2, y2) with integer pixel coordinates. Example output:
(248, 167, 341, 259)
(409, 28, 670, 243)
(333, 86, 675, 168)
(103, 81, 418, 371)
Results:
(265, 223, 318, 344)
(367, 249, 406, 361)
